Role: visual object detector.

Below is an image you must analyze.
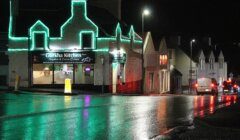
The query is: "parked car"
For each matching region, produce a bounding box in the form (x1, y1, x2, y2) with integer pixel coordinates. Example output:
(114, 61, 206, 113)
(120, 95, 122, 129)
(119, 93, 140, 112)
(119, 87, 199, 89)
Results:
(222, 80, 238, 94)
(195, 78, 218, 95)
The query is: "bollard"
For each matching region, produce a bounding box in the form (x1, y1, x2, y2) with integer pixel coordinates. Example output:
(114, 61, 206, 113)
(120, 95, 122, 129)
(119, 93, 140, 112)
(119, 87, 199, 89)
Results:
(64, 78, 72, 94)
(14, 75, 21, 92)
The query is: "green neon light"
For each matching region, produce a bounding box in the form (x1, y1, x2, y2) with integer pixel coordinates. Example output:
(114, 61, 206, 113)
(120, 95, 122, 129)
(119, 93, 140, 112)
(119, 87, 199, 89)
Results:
(93, 48, 109, 52)
(115, 23, 122, 37)
(59, 0, 98, 39)
(8, 48, 28, 52)
(29, 20, 50, 36)
(97, 37, 116, 42)
(8, 1, 28, 41)
(29, 20, 50, 51)
(79, 31, 95, 49)
(8, 48, 108, 53)
(31, 31, 49, 51)
(128, 25, 143, 44)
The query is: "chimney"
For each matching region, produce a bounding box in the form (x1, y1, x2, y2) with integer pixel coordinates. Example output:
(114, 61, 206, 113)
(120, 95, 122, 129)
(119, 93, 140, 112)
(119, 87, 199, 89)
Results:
(177, 36, 181, 46)
(208, 37, 212, 46)
(72, 0, 87, 18)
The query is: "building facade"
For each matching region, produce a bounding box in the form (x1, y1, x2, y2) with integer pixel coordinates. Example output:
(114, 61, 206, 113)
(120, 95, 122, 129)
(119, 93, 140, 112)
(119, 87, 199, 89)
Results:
(8, 0, 142, 94)
(197, 50, 227, 86)
(144, 34, 170, 94)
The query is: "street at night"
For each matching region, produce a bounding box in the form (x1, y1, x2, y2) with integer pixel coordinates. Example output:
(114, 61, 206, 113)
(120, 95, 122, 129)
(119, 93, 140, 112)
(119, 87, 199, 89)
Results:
(1, 0, 240, 139)
(0, 92, 237, 139)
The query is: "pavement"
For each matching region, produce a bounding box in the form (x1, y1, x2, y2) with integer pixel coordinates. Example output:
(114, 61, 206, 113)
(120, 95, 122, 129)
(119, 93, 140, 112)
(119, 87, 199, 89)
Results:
(174, 99, 240, 140)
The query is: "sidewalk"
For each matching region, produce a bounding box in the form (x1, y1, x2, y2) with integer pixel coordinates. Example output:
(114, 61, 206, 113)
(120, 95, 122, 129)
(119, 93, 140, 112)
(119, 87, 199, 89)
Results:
(178, 100, 240, 139)
(0, 86, 112, 96)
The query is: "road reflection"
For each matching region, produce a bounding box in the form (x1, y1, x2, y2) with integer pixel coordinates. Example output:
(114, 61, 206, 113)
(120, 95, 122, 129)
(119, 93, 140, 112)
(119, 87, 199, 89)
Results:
(0, 93, 238, 139)
(193, 94, 238, 118)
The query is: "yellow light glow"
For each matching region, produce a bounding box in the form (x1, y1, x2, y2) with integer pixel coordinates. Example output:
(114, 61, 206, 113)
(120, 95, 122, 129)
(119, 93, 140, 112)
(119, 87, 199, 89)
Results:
(64, 78, 72, 93)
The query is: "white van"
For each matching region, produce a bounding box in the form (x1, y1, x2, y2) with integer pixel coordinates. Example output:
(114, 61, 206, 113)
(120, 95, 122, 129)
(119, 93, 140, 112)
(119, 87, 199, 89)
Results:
(195, 78, 218, 95)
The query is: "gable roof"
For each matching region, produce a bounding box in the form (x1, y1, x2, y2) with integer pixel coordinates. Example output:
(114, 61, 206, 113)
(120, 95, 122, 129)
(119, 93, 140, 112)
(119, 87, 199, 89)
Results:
(11, 0, 130, 37)
(143, 32, 156, 54)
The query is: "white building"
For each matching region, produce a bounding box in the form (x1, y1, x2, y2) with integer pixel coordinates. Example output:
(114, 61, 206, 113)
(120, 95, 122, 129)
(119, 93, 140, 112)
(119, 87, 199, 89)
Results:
(197, 50, 227, 85)
(144, 34, 170, 94)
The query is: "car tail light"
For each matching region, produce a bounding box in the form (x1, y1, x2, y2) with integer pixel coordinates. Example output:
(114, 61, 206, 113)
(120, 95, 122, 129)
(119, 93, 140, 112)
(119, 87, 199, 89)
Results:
(234, 84, 238, 88)
(211, 84, 215, 87)
(195, 84, 198, 87)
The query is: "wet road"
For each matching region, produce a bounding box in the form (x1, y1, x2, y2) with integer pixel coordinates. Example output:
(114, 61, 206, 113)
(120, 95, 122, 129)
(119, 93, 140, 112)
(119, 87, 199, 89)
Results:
(0, 92, 237, 139)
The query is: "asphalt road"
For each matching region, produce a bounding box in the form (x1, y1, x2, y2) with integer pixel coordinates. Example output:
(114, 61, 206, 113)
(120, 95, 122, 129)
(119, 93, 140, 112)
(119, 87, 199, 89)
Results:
(0, 92, 237, 139)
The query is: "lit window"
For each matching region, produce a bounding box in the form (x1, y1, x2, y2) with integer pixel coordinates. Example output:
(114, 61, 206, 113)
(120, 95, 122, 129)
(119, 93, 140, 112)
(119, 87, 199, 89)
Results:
(160, 55, 168, 65)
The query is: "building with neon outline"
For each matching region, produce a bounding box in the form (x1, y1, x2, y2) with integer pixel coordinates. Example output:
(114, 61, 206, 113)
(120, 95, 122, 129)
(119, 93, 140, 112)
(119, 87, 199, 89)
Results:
(7, 0, 143, 94)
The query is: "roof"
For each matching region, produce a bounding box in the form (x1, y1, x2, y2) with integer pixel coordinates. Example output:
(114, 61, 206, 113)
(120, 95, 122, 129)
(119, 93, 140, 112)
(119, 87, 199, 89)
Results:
(164, 36, 223, 63)
(13, 0, 130, 37)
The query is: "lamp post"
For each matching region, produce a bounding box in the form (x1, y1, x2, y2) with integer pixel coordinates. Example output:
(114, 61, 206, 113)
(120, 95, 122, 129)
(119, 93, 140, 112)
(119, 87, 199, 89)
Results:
(141, 8, 150, 94)
(189, 39, 195, 94)
(100, 55, 105, 94)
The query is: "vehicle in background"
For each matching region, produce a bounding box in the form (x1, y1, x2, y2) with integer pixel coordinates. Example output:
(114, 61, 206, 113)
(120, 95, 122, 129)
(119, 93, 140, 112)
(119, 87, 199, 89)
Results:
(222, 80, 239, 94)
(195, 78, 218, 95)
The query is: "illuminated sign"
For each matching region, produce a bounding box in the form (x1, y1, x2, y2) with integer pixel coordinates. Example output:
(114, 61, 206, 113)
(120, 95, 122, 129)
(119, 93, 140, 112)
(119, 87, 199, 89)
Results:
(32, 51, 95, 64)
(85, 67, 91, 72)
(110, 49, 126, 63)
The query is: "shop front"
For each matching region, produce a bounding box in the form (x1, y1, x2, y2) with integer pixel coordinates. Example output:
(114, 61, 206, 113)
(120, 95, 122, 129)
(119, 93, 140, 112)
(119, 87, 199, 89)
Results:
(31, 51, 95, 86)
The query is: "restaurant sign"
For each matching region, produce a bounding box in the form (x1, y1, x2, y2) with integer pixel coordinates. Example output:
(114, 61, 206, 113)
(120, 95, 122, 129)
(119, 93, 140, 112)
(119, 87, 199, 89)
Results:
(32, 51, 95, 64)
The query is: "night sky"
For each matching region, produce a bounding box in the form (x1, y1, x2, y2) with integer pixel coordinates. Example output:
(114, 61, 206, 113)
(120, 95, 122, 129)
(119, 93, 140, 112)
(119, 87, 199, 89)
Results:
(122, 0, 240, 75)
(1, 0, 240, 75)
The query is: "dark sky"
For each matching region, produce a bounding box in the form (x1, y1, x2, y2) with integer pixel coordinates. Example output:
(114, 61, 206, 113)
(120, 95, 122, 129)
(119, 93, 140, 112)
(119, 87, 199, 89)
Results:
(122, 0, 240, 43)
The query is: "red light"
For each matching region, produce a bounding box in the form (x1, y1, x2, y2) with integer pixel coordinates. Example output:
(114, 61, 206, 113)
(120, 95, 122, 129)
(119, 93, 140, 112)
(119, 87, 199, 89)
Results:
(211, 84, 215, 87)
(234, 84, 238, 88)
(195, 84, 198, 87)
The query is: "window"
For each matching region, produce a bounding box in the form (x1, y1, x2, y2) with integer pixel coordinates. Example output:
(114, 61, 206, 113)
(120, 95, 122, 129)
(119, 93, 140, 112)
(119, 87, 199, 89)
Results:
(82, 34, 92, 48)
(75, 64, 94, 84)
(200, 59, 204, 70)
(54, 64, 73, 84)
(149, 73, 154, 91)
(219, 60, 223, 69)
(80, 32, 95, 49)
(210, 59, 214, 70)
(35, 33, 45, 48)
(33, 64, 53, 84)
(160, 55, 168, 65)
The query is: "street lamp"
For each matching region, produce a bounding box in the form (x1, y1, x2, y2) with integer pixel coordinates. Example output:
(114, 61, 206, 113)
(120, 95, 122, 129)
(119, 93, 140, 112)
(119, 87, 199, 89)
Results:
(141, 8, 150, 94)
(100, 55, 105, 94)
(189, 39, 195, 94)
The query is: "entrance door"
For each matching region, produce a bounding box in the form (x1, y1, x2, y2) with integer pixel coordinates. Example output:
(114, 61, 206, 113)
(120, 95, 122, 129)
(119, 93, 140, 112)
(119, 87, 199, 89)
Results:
(149, 72, 154, 91)
(54, 64, 73, 84)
